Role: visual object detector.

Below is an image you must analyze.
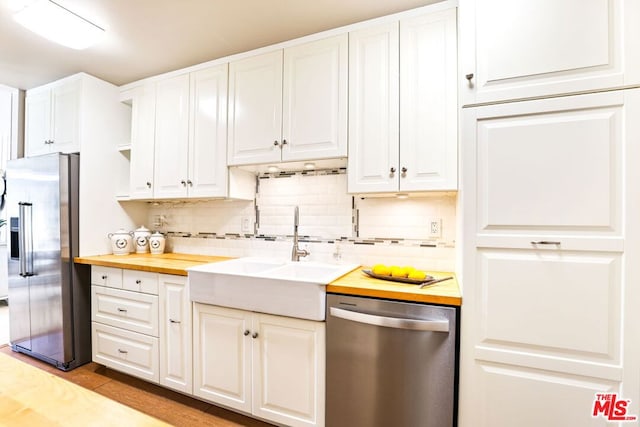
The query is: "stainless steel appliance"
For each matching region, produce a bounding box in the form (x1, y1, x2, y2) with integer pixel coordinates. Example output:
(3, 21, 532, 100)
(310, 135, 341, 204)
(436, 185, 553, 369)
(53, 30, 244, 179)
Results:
(326, 293, 458, 427)
(7, 153, 90, 371)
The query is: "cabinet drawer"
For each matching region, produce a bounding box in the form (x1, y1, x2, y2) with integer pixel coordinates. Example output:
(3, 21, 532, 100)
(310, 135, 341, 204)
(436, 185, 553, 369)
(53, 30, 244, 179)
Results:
(91, 286, 159, 337)
(123, 269, 159, 295)
(92, 322, 159, 383)
(91, 266, 123, 289)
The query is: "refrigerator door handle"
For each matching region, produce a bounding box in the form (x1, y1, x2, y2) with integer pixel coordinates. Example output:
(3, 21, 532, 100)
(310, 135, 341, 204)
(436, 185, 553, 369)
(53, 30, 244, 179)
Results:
(18, 202, 34, 277)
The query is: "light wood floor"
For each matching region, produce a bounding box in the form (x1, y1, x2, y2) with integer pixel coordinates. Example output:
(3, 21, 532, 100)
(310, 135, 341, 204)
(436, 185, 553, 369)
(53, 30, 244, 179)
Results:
(0, 345, 274, 427)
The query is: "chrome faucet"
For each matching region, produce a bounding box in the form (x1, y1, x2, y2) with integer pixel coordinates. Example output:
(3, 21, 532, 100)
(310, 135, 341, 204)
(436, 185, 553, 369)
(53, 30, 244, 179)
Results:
(291, 206, 310, 261)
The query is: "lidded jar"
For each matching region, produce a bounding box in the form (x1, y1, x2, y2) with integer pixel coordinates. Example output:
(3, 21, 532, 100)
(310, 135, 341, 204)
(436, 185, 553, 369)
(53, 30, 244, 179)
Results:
(133, 225, 152, 253)
(149, 232, 166, 254)
(107, 229, 132, 255)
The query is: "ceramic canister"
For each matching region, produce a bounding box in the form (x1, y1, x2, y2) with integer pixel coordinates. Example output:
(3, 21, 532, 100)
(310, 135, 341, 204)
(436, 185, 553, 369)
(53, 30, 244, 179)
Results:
(107, 229, 133, 255)
(133, 225, 152, 253)
(149, 232, 166, 254)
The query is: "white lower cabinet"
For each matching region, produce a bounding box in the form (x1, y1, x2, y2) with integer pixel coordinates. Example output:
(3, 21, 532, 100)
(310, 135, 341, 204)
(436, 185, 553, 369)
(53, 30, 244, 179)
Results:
(92, 322, 160, 383)
(159, 274, 192, 394)
(91, 267, 161, 383)
(193, 303, 325, 427)
(460, 89, 640, 426)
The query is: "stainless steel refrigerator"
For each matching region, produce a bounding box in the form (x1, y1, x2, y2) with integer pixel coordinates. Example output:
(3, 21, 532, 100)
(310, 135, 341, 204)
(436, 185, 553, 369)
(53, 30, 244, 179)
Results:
(6, 152, 91, 370)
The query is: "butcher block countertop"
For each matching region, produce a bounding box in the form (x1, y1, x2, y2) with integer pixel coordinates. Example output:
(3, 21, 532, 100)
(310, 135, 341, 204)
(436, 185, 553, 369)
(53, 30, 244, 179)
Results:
(74, 253, 461, 306)
(0, 352, 169, 426)
(74, 253, 232, 276)
(327, 268, 461, 307)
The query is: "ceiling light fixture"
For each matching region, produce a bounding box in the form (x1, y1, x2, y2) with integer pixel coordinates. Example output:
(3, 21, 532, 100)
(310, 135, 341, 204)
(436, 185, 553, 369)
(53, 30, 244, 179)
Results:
(267, 165, 279, 173)
(13, 0, 105, 50)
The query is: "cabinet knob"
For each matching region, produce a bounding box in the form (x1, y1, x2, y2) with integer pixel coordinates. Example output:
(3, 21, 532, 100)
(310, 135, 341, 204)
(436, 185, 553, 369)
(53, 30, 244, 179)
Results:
(146, 182, 152, 188)
(117, 308, 127, 313)
(281, 139, 288, 145)
(187, 180, 193, 186)
(390, 167, 396, 174)
(101, 275, 107, 280)
(135, 279, 141, 284)
(244, 330, 250, 336)
(117, 349, 128, 354)
(465, 73, 474, 81)
(401, 167, 407, 175)
(169, 319, 181, 324)
(181, 180, 186, 186)
(273, 140, 279, 147)
(252, 332, 259, 339)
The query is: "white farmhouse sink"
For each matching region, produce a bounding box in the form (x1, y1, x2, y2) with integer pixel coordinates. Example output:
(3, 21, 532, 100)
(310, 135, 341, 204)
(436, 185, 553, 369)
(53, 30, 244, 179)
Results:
(188, 257, 358, 321)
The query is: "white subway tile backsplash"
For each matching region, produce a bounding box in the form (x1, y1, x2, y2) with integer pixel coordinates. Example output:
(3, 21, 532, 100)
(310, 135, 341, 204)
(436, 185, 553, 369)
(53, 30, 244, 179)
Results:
(147, 172, 457, 270)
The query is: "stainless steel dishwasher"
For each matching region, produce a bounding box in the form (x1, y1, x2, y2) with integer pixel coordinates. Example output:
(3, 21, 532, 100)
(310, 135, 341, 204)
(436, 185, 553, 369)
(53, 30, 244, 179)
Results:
(326, 293, 458, 427)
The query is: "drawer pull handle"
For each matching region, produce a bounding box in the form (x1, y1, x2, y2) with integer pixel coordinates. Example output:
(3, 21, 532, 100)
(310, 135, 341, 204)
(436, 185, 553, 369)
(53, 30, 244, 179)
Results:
(101, 275, 107, 280)
(117, 308, 127, 313)
(252, 332, 259, 339)
(530, 241, 561, 245)
(135, 279, 141, 284)
(118, 349, 128, 354)
(244, 330, 250, 336)
(169, 319, 181, 324)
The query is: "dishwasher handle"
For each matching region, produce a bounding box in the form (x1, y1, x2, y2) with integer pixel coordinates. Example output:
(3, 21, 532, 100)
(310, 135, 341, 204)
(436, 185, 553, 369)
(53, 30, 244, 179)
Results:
(329, 307, 449, 333)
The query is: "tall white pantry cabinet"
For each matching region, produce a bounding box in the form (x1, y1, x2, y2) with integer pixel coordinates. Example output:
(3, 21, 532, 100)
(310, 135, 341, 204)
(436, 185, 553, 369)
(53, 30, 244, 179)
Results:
(458, 1, 640, 426)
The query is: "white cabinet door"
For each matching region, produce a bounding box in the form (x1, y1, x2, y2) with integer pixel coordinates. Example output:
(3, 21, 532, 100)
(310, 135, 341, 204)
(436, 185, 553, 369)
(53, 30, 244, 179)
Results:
(159, 275, 192, 394)
(50, 78, 80, 153)
(282, 34, 348, 162)
(24, 77, 80, 157)
(129, 83, 156, 199)
(228, 50, 283, 166)
(347, 22, 400, 194)
(252, 313, 325, 427)
(24, 89, 51, 157)
(188, 65, 229, 198)
(153, 74, 190, 199)
(399, 9, 457, 191)
(459, 90, 640, 427)
(459, 0, 640, 105)
(193, 303, 252, 413)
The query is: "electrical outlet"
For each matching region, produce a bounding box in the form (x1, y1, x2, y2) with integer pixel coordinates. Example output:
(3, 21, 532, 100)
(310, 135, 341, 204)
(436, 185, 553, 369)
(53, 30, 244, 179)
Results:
(429, 218, 442, 238)
(241, 217, 251, 233)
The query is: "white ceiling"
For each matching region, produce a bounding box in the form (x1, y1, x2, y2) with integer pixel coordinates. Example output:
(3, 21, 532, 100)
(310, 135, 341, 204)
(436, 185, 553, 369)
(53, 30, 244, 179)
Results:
(0, 0, 440, 90)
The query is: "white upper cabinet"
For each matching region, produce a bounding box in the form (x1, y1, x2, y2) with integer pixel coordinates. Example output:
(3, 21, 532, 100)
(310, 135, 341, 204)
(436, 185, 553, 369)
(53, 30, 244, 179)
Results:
(153, 74, 190, 199)
(128, 64, 251, 201)
(128, 83, 156, 200)
(188, 65, 229, 198)
(400, 10, 457, 192)
(25, 75, 80, 157)
(347, 22, 400, 194)
(228, 50, 283, 165)
(228, 34, 348, 166)
(459, 0, 640, 105)
(348, 7, 457, 194)
(282, 35, 348, 162)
